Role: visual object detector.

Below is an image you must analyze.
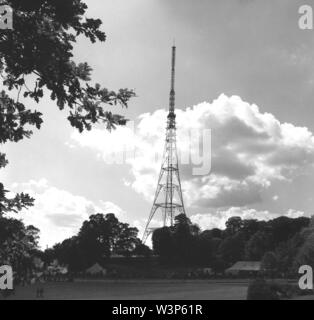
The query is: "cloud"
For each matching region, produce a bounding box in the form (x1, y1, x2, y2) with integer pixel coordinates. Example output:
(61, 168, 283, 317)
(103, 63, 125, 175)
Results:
(69, 94, 314, 210)
(190, 207, 309, 231)
(46, 213, 83, 228)
(9, 179, 125, 248)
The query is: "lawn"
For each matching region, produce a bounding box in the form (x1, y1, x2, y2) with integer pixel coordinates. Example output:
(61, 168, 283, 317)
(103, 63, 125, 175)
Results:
(5, 280, 249, 300)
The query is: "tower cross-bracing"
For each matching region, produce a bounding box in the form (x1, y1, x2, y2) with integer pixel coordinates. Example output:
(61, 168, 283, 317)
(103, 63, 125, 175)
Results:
(142, 46, 186, 243)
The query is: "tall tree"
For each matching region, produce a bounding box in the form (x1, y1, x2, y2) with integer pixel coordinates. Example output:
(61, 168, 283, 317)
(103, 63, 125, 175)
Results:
(51, 213, 140, 270)
(245, 230, 272, 260)
(0, 216, 39, 278)
(51, 236, 85, 272)
(225, 216, 243, 236)
(152, 227, 174, 262)
(0, 0, 135, 216)
(294, 216, 314, 269)
(261, 251, 278, 276)
(219, 233, 245, 264)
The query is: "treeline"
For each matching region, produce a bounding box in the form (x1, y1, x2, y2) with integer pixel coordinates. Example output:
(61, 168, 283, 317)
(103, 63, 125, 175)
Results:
(0, 213, 149, 277)
(2, 212, 314, 278)
(152, 214, 314, 274)
(45, 213, 150, 271)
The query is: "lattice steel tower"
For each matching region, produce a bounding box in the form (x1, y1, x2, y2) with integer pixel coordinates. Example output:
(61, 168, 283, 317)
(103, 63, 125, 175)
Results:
(142, 45, 186, 243)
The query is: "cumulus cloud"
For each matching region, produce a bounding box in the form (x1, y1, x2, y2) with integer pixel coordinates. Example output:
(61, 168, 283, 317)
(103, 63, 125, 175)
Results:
(9, 179, 125, 248)
(69, 94, 314, 209)
(190, 207, 309, 231)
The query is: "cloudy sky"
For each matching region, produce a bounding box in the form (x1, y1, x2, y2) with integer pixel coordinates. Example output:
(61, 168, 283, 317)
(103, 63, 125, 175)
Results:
(3, 0, 314, 248)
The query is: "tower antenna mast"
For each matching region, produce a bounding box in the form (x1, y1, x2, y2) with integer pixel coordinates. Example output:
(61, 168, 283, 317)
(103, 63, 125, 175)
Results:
(142, 45, 186, 243)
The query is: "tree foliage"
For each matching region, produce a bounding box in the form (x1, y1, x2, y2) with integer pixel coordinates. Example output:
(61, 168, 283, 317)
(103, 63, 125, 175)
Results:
(261, 251, 278, 275)
(48, 213, 140, 271)
(0, 0, 135, 218)
(294, 217, 314, 269)
(0, 216, 39, 278)
(245, 230, 272, 260)
(0, 0, 135, 137)
(152, 214, 311, 273)
(152, 227, 174, 262)
(0, 0, 135, 280)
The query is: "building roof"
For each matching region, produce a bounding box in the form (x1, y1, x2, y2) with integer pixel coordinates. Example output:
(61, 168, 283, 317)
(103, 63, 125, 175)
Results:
(226, 261, 261, 272)
(86, 263, 106, 274)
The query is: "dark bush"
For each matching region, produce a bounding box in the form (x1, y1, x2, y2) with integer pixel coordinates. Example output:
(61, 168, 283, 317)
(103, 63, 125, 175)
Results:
(296, 288, 314, 296)
(247, 279, 279, 300)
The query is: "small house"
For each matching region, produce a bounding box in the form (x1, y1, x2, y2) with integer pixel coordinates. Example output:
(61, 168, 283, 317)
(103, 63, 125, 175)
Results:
(225, 261, 261, 276)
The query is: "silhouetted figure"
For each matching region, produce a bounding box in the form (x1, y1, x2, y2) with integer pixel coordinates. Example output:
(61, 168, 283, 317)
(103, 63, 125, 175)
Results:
(35, 277, 45, 299)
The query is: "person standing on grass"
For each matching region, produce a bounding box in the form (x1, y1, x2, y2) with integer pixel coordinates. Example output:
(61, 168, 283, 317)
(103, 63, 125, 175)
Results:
(35, 276, 45, 299)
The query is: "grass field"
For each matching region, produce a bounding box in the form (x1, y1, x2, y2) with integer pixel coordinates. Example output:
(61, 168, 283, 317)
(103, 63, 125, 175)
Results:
(6, 280, 249, 300)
